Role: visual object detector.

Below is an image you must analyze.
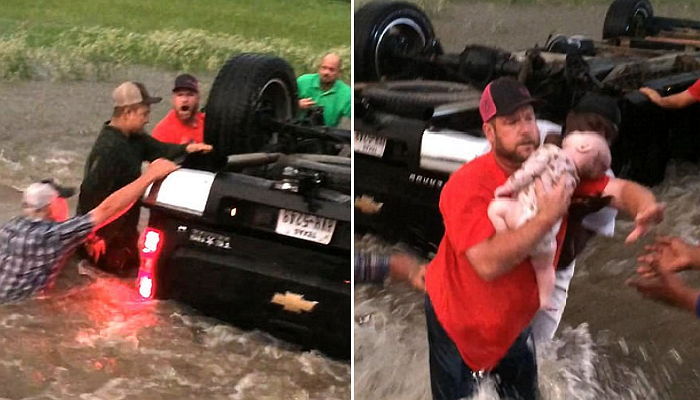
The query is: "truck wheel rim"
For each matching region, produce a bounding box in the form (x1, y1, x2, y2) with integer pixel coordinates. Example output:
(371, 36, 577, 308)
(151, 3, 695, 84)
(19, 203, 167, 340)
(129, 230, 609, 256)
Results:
(374, 18, 426, 79)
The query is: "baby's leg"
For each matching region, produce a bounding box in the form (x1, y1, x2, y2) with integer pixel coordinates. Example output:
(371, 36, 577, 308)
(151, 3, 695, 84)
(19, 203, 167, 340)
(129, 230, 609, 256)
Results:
(531, 248, 556, 310)
(488, 199, 521, 231)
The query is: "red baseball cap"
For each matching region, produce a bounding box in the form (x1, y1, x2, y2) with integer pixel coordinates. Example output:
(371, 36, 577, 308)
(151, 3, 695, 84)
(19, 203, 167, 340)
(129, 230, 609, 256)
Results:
(479, 77, 539, 122)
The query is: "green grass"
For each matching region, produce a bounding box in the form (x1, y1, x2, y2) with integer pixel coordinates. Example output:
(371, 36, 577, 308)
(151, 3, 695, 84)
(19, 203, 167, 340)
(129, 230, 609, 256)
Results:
(0, 0, 350, 80)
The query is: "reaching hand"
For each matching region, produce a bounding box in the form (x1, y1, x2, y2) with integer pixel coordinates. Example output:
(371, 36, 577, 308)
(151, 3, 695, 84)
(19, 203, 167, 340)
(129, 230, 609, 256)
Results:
(298, 98, 316, 109)
(145, 158, 179, 180)
(409, 264, 426, 292)
(625, 202, 665, 244)
(185, 143, 213, 154)
(534, 176, 572, 224)
(85, 235, 106, 262)
(627, 258, 699, 312)
(639, 87, 661, 104)
(390, 252, 427, 292)
(638, 235, 697, 273)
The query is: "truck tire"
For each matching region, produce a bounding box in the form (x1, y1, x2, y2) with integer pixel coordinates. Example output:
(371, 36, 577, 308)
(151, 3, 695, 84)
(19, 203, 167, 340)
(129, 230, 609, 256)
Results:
(204, 53, 297, 157)
(355, 1, 435, 82)
(602, 0, 653, 40)
(362, 80, 478, 118)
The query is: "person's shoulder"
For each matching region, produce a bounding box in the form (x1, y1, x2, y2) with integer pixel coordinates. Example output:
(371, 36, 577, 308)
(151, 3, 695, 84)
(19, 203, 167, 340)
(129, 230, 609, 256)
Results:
(445, 153, 495, 189)
(92, 125, 125, 148)
(155, 109, 176, 125)
(55, 213, 94, 234)
(0, 216, 31, 232)
(296, 73, 317, 84)
(5, 217, 57, 236)
(151, 110, 176, 136)
(334, 79, 350, 91)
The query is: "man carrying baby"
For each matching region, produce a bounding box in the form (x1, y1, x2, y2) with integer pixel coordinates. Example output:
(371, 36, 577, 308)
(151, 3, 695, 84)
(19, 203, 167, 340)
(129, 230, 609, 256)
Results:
(423, 77, 664, 400)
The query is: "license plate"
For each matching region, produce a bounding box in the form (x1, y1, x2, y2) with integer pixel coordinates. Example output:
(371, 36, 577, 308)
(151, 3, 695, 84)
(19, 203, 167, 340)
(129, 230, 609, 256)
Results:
(354, 132, 387, 157)
(275, 209, 337, 245)
(189, 228, 232, 250)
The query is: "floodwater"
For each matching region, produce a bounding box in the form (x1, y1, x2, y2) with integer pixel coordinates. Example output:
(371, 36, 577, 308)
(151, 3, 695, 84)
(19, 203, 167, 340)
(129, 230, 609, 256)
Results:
(0, 68, 349, 399)
(355, 2, 700, 400)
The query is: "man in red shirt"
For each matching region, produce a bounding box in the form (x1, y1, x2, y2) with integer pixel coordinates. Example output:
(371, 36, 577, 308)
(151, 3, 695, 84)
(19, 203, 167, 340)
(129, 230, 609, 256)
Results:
(424, 77, 664, 399)
(152, 74, 205, 144)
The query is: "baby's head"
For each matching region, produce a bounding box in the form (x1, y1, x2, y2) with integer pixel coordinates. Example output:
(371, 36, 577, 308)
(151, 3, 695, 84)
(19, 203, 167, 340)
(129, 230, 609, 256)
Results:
(562, 130, 611, 179)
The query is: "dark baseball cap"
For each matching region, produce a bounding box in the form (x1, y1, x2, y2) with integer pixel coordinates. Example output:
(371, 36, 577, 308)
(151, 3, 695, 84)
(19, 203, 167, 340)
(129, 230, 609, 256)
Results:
(572, 92, 621, 127)
(173, 73, 199, 93)
(479, 77, 539, 122)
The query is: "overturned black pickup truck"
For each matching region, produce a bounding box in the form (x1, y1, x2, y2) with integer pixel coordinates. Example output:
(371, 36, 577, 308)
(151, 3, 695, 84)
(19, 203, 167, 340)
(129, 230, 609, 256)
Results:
(137, 54, 351, 359)
(354, 0, 700, 253)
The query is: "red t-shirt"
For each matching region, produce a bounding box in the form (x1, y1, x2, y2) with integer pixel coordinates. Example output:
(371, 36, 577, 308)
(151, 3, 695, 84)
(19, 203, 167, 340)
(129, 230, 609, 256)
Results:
(425, 151, 608, 371)
(687, 79, 700, 101)
(151, 110, 205, 144)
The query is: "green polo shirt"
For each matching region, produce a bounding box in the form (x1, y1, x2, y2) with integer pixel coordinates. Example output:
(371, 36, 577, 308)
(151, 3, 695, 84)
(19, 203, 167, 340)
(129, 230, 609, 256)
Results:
(296, 73, 350, 127)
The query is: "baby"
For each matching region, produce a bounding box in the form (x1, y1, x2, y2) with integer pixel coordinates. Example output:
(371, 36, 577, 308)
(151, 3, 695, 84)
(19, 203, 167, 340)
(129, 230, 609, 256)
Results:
(487, 130, 611, 309)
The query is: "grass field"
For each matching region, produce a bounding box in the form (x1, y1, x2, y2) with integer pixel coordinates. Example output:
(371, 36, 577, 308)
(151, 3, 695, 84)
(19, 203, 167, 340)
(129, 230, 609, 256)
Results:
(0, 0, 350, 80)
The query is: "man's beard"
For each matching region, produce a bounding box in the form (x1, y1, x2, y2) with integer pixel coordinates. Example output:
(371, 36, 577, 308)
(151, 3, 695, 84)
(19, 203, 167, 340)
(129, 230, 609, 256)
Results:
(320, 76, 335, 89)
(493, 136, 537, 164)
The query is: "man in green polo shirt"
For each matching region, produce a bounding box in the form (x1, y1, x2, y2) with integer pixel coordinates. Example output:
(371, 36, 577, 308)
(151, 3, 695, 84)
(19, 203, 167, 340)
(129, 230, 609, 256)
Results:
(297, 53, 350, 127)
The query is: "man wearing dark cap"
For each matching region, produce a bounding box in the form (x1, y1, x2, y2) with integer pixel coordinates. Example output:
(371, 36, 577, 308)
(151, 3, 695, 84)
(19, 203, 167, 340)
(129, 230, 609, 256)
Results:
(0, 159, 178, 303)
(152, 74, 206, 144)
(423, 77, 663, 400)
(77, 81, 211, 276)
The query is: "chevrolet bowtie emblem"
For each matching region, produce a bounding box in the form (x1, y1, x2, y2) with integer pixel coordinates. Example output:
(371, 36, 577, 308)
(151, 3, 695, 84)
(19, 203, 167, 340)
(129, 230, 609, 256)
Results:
(271, 291, 318, 313)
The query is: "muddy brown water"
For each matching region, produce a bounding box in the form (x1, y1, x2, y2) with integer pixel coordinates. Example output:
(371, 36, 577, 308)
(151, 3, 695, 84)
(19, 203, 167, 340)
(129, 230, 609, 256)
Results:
(356, 2, 700, 400)
(0, 67, 350, 399)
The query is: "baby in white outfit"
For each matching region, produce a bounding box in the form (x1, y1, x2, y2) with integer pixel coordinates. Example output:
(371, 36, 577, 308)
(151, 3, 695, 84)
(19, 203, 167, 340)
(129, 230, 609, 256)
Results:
(487, 131, 611, 309)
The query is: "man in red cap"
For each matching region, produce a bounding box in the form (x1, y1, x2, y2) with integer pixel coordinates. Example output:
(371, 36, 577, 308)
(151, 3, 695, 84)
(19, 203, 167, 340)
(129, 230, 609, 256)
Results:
(152, 73, 206, 144)
(423, 77, 664, 399)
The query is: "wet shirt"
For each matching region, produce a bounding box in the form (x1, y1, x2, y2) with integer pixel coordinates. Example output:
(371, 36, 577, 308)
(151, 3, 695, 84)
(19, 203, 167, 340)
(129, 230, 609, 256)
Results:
(296, 73, 350, 127)
(0, 214, 93, 302)
(152, 110, 205, 144)
(77, 124, 185, 242)
(425, 151, 608, 371)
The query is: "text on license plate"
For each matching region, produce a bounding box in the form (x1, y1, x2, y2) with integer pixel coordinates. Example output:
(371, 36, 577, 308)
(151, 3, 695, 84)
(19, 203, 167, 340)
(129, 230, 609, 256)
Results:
(354, 132, 387, 157)
(275, 209, 337, 245)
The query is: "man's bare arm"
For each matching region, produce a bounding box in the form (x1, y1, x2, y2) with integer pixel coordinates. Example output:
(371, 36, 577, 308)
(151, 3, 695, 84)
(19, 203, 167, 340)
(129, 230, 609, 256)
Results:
(639, 87, 698, 109)
(89, 159, 179, 231)
(603, 178, 664, 243)
(467, 177, 571, 281)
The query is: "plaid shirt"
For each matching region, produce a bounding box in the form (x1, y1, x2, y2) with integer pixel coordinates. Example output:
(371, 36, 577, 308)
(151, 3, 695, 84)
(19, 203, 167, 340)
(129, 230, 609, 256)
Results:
(354, 250, 390, 283)
(0, 214, 93, 302)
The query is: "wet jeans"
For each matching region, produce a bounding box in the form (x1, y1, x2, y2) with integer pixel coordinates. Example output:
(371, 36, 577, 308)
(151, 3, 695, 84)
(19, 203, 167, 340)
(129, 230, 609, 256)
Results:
(425, 295, 538, 400)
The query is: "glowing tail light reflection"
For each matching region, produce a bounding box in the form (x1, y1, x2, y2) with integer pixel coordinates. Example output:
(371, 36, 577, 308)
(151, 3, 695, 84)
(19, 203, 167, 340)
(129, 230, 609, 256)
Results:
(136, 227, 164, 299)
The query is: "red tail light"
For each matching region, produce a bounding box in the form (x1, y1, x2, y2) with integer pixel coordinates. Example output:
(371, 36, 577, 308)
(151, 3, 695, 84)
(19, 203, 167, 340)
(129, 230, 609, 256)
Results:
(137, 227, 164, 299)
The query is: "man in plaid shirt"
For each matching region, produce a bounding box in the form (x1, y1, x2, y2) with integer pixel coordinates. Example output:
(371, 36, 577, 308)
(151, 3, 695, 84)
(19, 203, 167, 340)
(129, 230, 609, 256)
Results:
(0, 159, 178, 303)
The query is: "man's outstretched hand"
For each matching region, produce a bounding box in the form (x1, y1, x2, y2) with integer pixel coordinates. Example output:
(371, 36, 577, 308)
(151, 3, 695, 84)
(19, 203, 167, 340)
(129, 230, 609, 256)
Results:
(625, 202, 665, 244)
